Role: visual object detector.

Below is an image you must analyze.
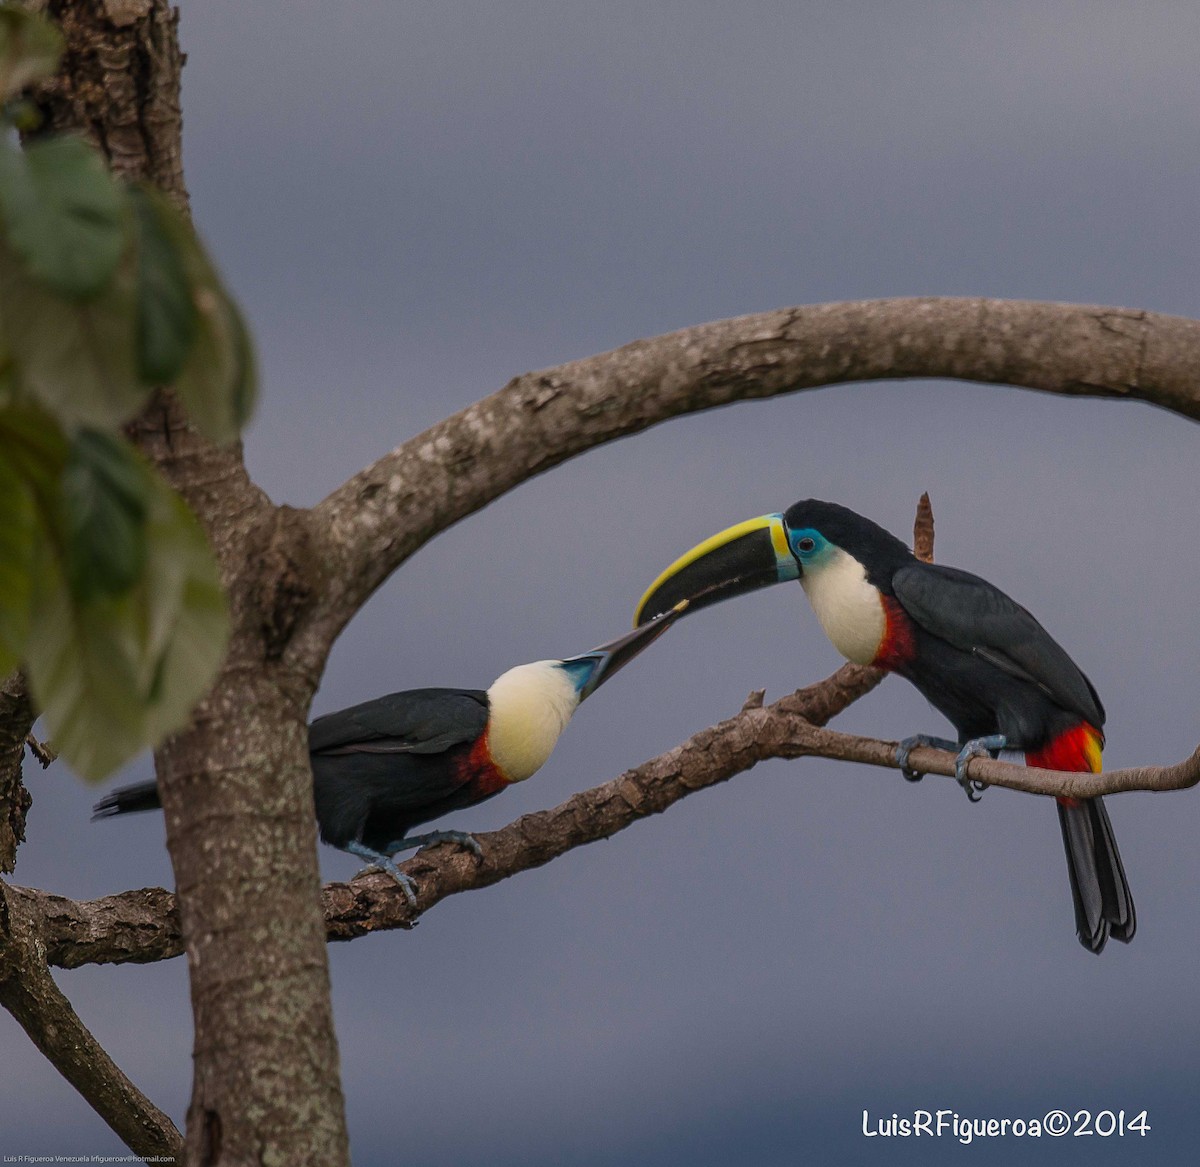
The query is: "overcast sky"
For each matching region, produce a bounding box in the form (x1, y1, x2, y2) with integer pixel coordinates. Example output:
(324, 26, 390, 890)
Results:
(4, 2, 1199, 1163)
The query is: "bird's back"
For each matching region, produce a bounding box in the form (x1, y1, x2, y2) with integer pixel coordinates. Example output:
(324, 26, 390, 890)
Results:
(309, 687, 491, 850)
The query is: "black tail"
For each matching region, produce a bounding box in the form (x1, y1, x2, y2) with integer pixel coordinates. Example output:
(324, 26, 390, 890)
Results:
(1057, 796, 1136, 955)
(92, 781, 162, 819)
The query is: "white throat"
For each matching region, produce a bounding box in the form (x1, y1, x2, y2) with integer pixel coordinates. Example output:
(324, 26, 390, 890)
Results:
(799, 548, 886, 665)
(486, 661, 581, 782)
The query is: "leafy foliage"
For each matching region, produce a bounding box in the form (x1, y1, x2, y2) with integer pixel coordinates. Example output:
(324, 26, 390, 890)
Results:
(0, 135, 126, 298)
(0, 7, 255, 779)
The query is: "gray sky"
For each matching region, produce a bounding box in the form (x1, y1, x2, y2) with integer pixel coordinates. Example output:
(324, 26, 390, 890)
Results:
(4, 2, 1199, 1162)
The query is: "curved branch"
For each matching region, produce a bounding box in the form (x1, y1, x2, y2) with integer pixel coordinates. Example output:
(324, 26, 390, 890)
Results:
(0, 882, 183, 1158)
(303, 297, 1200, 659)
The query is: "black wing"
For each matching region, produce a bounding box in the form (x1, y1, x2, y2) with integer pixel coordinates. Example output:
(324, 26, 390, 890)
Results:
(308, 687, 489, 757)
(892, 563, 1105, 727)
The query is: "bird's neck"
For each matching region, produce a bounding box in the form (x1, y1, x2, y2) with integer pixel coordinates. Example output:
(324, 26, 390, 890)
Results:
(485, 662, 580, 782)
(799, 548, 887, 665)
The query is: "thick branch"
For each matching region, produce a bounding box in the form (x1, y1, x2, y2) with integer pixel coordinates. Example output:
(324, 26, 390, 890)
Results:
(21, 675, 1196, 967)
(0, 882, 183, 1158)
(304, 297, 1200, 663)
(313, 711, 1200, 941)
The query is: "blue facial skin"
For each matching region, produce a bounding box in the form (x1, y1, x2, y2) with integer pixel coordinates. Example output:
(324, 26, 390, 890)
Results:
(558, 656, 603, 698)
(784, 525, 835, 574)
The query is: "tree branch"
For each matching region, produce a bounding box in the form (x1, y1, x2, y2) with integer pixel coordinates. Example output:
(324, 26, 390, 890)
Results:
(21, 676, 1197, 967)
(302, 298, 1200, 664)
(0, 881, 183, 1159)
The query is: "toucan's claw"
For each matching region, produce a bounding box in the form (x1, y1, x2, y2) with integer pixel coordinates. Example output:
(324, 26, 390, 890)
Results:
(410, 829, 483, 859)
(953, 734, 1007, 802)
(380, 829, 483, 860)
(346, 841, 419, 906)
(895, 734, 959, 782)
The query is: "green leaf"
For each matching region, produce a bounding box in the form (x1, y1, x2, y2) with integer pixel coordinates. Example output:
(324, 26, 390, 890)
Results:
(24, 457, 230, 781)
(0, 237, 151, 427)
(136, 488, 229, 746)
(0, 400, 70, 496)
(0, 7, 63, 101)
(0, 136, 127, 298)
(145, 187, 257, 443)
(62, 429, 150, 601)
(0, 453, 35, 673)
(130, 186, 197, 384)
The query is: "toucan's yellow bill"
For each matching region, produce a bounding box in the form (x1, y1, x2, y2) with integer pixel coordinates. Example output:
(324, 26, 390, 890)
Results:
(634, 513, 798, 627)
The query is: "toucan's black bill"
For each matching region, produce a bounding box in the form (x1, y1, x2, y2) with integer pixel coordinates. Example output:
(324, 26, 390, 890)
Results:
(562, 600, 688, 700)
(634, 513, 798, 626)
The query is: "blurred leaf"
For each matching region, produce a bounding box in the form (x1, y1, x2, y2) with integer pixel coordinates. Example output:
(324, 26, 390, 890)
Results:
(25, 457, 230, 781)
(136, 488, 229, 745)
(0, 353, 13, 406)
(0, 239, 150, 426)
(0, 399, 69, 495)
(25, 538, 148, 779)
(148, 188, 257, 442)
(62, 429, 150, 601)
(0, 6, 63, 101)
(0, 136, 127, 298)
(0, 453, 34, 673)
(130, 185, 197, 383)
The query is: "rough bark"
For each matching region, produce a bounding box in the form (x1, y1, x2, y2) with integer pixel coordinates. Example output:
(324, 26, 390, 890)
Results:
(156, 674, 346, 1166)
(0, 881, 183, 1157)
(0, 674, 35, 873)
(32, 0, 189, 209)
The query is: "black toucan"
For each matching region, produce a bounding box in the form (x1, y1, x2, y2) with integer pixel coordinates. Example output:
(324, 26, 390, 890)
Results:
(94, 603, 685, 903)
(635, 499, 1134, 954)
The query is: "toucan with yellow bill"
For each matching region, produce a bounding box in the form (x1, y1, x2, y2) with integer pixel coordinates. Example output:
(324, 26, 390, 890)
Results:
(94, 604, 684, 904)
(635, 499, 1133, 954)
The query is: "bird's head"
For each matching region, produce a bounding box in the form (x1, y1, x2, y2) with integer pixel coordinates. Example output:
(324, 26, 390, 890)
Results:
(635, 499, 912, 625)
(485, 602, 686, 782)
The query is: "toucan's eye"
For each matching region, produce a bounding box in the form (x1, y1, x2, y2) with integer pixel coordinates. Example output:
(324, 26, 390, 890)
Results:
(796, 536, 816, 553)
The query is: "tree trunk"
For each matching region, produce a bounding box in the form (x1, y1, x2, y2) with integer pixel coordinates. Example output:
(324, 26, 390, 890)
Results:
(29, 4, 351, 1161)
(0, 675, 34, 874)
(156, 673, 348, 1165)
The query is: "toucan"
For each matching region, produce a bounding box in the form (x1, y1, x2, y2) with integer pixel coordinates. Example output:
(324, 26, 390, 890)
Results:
(635, 499, 1134, 954)
(93, 603, 685, 903)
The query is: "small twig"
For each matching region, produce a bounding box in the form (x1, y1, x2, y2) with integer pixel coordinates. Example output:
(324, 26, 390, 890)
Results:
(25, 733, 57, 768)
(913, 491, 934, 562)
(741, 689, 766, 711)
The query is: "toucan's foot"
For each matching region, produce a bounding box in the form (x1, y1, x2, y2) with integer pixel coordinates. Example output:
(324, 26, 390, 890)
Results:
(954, 735, 1007, 802)
(381, 829, 484, 860)
(345, 841, 418, 906)
(895, 734, 959, 782)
